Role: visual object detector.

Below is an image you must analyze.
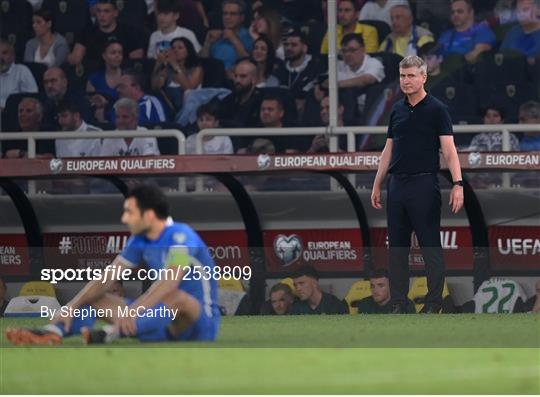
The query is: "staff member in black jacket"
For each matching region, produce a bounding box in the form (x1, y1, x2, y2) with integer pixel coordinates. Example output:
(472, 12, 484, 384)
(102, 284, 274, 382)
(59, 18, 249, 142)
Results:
(371, 55, 464, 314)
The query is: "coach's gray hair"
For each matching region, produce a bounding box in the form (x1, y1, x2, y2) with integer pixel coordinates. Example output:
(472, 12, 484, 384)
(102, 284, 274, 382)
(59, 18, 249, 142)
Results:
(399, 55, 428, 76)
(114, 98, 139, 119)
(519, 100, 540, 120)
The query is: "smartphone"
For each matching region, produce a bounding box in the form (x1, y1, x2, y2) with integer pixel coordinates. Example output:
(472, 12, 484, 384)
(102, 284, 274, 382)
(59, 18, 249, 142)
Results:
(157, 41, 172, 53)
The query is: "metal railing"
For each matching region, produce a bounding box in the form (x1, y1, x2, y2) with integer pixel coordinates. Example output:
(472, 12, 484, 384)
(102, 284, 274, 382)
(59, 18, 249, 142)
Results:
(197, 124, 540, 189)
(198, 124, 540, 153)
(0, 124, 537, 192)
(0, 129, 186, 193)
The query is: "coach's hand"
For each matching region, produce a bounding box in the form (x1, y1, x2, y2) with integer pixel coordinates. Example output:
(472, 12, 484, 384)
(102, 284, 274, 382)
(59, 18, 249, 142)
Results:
(449, 185, 464, 213)
(371, 186, 383, 209)
(117, 316, 137, 337)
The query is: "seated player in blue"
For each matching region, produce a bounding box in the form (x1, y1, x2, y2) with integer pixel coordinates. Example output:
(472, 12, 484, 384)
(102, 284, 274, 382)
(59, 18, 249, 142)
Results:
(6, 185, 221, 345)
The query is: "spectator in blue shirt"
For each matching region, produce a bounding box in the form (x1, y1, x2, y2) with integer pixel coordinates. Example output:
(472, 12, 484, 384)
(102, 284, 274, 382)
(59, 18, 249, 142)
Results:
(518, 101, 540, 151)
(438, 0, 495, 63)
(114, 69, 167, 125)
(501, 0, 540, 63)
(200, 0, 253, 72)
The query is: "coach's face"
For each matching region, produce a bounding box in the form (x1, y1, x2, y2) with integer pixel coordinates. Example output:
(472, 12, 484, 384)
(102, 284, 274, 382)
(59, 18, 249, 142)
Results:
(399, 66, 426, 96)
(122, 198, 151, 236)
(293, 275, 316, 301)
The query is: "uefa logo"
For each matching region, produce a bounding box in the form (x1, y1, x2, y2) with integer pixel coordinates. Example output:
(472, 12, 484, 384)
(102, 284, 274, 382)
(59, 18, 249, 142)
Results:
(273, 234, 303, 267)
(468, 152, 482, 168)
(49, 158, 64, 174)
(256, 154, 271, 170)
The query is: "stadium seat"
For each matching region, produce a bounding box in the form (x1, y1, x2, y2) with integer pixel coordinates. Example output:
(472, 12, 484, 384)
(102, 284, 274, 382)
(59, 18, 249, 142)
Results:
(129, 58, 156, 91)
(217, 278, 248, 315)
(408, 277, 455, 313)
(4, 295, 61, 317)
(417, 16, 451, 39)
(360, 20, 390, 44)
(430, 82, 478, 121)
(476, 82, 537, 123)
(218, 278, 245, 292)
(19, 281, 57, 298)
(279, 277, 297, 296)
(62, 63, 88, 97)
(148, 122, 185, 155)
(23, 62, 47, 93)
(41, 0, 91, 46)
(472, 51, 530, 87)
(200, 57, 227, 89)
(532, 55, 540, 100)
(115, 0, 148, 32)
(0, 0, 33, 40)
(4, 281, 59, 317)
(370, 52, 403, 84)
(1, 92, 42, 132)
(344, 280, 371, 314)
(300, 20, 326, 56)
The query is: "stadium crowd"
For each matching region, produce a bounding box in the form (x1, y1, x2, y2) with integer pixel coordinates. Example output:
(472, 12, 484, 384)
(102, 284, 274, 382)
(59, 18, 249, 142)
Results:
(1, 0, 539, 159)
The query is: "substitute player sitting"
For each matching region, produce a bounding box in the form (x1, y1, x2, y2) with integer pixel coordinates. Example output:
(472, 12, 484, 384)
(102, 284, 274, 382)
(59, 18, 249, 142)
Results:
(6, 185, 220, 345)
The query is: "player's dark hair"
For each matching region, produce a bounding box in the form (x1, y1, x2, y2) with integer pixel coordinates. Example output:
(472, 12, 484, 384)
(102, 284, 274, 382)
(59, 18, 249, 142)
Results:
(126, 185, 169, 220)
(156, 0, 181, 14)
(269, 282, 293, 297)
(341, 33, 365, 48)
(252, 34, 276, 78)
(261, 93, 284, 110)
(196, 101, 220, 120)
(97, 0, 118, 9)
(222, 0, 247, 15)
(418, 42, 443, 58)
(480, 105, 505, 121)
(33, 8, 56, 33)
(369, 268, 389, 280)
(57, 100, 81, 115)
(122, 68, 146, 91)
(170, 37, 200, 69)
(283, 28, 308, 46)
(339, 0, 360, 11)
(292, 265, 319, 281)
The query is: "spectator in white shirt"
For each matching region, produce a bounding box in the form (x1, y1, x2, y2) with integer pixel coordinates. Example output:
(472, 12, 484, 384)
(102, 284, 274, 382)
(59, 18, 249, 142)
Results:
(359, 0, 409, 26)
(322, 33, 385, 122)
(0, 39, 38, 110)
(100, 98, 160, 156)
(186, 102, 233, 154)
(336, 33, 385, 89)
(56, 101, 102, 158)
(147, 0, 201, 59)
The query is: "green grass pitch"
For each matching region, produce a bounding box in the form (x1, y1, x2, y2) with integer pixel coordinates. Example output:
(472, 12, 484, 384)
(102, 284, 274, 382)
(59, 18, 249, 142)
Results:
(1, 315, 539, 394)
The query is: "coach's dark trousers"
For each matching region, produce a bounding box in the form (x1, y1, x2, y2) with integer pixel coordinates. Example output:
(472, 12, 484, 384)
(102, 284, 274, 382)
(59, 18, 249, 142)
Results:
(386, 173, 445, 306)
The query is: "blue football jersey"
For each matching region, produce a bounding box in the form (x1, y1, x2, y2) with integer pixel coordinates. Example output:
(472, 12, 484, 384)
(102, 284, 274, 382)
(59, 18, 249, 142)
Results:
(120, 222, 219, 318)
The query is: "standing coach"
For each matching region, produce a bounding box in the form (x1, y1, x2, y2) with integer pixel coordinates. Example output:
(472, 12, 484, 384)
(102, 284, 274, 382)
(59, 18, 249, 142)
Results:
(371, 55, 464, 314)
